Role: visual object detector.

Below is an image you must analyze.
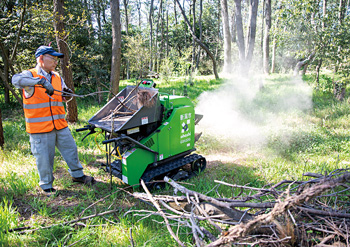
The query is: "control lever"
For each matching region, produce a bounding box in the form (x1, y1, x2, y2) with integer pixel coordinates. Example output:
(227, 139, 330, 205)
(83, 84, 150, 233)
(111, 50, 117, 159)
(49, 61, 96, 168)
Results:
(76, 125, 96, 141)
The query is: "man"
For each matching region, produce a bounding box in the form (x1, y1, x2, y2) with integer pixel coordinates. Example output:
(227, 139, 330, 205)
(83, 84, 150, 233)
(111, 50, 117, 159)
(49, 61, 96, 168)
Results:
(12, 45, 94, 195)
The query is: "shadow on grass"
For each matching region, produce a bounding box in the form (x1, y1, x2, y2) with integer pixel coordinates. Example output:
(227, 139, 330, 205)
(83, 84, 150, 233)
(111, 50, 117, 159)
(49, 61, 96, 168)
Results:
(10, 177, 131, 221)
(187, 157, 265, 198)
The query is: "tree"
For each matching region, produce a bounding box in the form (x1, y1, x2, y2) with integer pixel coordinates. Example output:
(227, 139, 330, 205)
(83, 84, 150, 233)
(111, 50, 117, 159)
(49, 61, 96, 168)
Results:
(221, 0, 232, 73)
(148, 0, 155, 71)
(263, 0, 271, 74)
(233, 0, 245, 73)
(54, 0, 78, 123)
(245, 0, 259, 74)
(195, 0, 203, 69)
(191, 0, 196, 72)
(0, 0, 27, 105)
(122, 0, 131, 79)
(125, 34, 150, 78)
(110, 0, 122, 97)
(175, 0, 219, 79)
(0, 108, 4, 148)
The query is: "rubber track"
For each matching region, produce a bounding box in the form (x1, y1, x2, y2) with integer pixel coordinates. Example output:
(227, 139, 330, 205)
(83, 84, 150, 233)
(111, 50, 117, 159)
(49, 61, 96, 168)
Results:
(141, 153, 203, 183)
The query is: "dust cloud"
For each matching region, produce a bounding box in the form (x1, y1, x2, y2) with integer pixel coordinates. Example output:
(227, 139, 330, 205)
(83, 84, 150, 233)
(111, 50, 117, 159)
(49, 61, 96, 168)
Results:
(195, 74, 313, 151)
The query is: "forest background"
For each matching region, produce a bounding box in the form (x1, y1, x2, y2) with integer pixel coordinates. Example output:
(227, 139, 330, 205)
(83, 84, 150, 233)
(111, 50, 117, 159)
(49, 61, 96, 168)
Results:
(1, 0, 350, 246)
(1, 0, 349, 115)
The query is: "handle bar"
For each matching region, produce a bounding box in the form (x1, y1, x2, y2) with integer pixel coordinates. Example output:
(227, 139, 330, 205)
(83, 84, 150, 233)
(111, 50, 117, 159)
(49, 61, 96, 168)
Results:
(76, 127, 90, 132)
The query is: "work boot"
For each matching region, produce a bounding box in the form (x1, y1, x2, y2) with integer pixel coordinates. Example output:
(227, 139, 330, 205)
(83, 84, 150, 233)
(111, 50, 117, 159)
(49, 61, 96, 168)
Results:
(72, 175, 95, 185)
(43, 188, 57, 197)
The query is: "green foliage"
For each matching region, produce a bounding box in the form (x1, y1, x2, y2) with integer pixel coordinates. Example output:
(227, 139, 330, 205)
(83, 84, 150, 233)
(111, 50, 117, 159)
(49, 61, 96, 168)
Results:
(0, 198, 19, 244)
(124, 33, 150, 78)
(271, 0, 350, 78)
(159, 57, 173, 83)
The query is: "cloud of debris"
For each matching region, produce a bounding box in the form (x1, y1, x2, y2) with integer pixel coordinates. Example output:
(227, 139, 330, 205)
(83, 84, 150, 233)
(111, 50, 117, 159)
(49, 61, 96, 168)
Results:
(195, 74, 313, 151)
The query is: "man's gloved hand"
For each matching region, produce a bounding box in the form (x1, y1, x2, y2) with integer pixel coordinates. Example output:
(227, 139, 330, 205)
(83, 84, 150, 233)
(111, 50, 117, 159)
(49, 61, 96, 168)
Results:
(37, 77, 54, 96)
(62, 87, 73, 96)
(62, 87, 73, 101)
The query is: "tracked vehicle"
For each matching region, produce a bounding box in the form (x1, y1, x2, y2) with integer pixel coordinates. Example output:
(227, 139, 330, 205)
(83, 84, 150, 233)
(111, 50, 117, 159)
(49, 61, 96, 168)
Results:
(77, 80, 206, 188)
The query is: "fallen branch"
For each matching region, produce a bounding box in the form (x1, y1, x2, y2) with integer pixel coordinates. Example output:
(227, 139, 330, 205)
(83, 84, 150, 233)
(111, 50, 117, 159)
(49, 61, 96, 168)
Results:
(140, 179, 185, 247)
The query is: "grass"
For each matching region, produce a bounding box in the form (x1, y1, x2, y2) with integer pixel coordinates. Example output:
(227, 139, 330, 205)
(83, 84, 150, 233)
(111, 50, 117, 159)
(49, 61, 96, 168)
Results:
(1, 73, 350, 246)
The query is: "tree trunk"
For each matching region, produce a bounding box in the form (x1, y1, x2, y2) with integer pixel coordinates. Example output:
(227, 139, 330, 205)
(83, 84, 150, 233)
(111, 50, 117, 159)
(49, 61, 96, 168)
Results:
(137, 0, 142, 28)
(4, 48, 10, 103)
(270, 36, 276, 73)
(231, 9, 236, 43)
(174, 0, 178, 24)
(234, 0, 245, 68)
(123, 0, 130, 79)
(110, 0, 122, 97)
(175, 0, 219, 79)
(0, 66, 22, 105)
(263, 0, 271, 74)
(322, 0, 327, 30)
(338, 0, 346, 22)
(334, 0, 345, 74)
(245, 0, 259, 73)
(160, 0, 165, 65)
(293, 51, 316, 76)
(94, 0, 102, 43)
(154, 0, 163, 74)
(196, 0, 203, 69)
(123, 0, 129, 32)
(261, 0, 265, 68)
(302, 63, 309, 75)
(316, 59, 322, 87)
(191, 0, 196, 73)
(166, 8, 169, 57)
(149, 0, 154, 71)
(0, 108, 4, 148)
(216, 0, 221, 60)
(270, 16, 279, 74)
(54, 0, 78, 123)
(221, 0, 232, 73)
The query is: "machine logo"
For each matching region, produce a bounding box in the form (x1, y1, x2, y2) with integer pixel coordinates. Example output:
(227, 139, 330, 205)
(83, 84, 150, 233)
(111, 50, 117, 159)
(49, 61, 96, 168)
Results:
(181, 113, 191, 133)
(180, 114, 191, 144)
(182, 122, 188, 132)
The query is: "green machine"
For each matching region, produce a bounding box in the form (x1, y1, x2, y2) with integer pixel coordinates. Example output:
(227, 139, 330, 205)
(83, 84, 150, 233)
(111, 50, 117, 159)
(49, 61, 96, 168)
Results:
(77, 82, 206, 188)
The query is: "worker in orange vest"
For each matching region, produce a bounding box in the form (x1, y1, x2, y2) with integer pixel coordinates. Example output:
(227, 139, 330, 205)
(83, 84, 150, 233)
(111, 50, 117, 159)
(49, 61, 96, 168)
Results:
(12, 45, 94, 195)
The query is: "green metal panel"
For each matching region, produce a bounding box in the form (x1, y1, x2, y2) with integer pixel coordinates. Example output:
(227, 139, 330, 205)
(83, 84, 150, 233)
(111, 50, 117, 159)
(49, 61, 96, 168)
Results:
(121, 148, 154, 186)
(155, 122, 171, 160)
(168, 96, 194, 108)
(168, 106, 195, 155)
(160, 95, 193, 107)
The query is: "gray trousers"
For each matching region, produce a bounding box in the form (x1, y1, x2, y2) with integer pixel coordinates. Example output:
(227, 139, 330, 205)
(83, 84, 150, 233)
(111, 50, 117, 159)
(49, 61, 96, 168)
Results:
(29, 127, 84, 190)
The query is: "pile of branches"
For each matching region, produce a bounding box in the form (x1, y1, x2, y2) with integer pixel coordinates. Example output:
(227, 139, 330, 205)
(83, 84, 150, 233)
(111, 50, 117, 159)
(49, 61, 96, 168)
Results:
(128, 169, 350, 246)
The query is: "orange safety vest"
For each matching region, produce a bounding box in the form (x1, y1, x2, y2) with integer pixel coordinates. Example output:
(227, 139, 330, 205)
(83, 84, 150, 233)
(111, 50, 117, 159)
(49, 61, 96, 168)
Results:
(23, 68, 68, 134)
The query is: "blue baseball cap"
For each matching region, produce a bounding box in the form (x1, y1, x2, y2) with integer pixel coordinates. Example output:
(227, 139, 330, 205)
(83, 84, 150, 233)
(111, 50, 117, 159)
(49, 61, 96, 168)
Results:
(35, 46, 64, 58)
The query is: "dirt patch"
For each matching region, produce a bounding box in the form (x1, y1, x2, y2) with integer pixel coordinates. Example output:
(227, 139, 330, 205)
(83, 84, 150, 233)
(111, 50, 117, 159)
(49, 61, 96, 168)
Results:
(13, 197, 36, 221)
